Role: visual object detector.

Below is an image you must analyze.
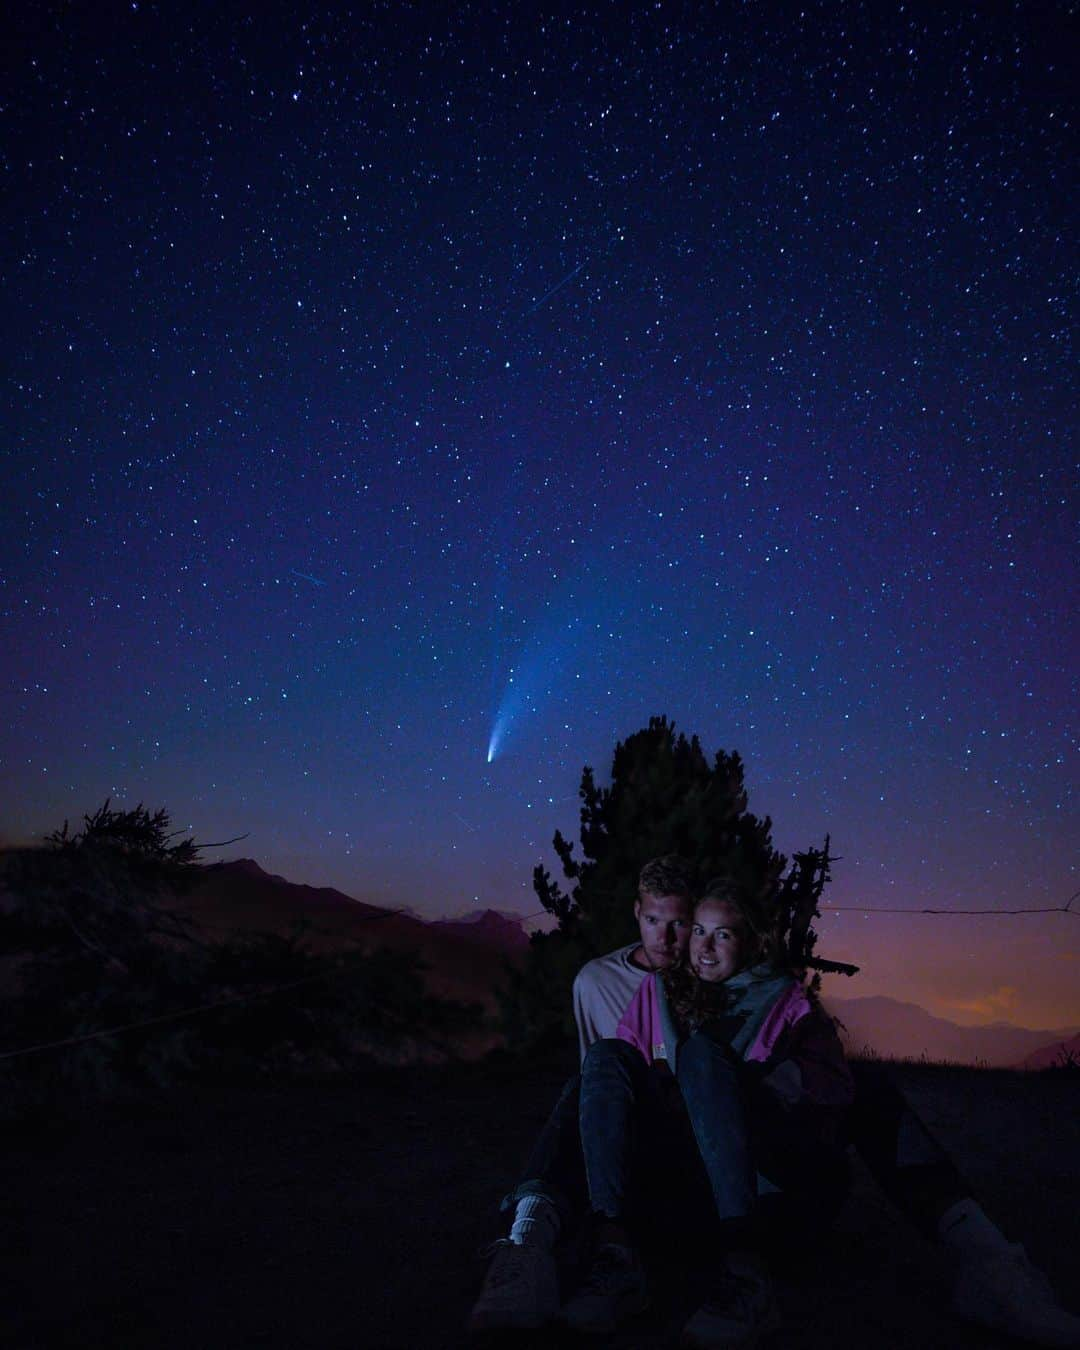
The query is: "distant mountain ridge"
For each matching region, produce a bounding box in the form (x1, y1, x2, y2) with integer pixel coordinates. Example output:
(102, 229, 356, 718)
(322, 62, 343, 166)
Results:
(1018, 1032, 1080, 1071)
(173, 858, 530, 1012)
(215, 857, 396, 919)
(429, 909, 531, 949)
(827, 993, 1080, 1068)
(210, 862, 534, 938)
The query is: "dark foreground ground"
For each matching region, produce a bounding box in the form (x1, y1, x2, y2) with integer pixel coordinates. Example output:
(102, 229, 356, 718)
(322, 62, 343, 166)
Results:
(4, 1055, 1078, 1350)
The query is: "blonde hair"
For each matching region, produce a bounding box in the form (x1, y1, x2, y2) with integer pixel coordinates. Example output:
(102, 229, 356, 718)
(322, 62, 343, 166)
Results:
(637, 854, 696, 902)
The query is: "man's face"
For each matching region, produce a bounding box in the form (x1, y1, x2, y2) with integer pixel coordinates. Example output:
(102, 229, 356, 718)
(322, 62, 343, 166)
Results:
(633, 892, 693, 969)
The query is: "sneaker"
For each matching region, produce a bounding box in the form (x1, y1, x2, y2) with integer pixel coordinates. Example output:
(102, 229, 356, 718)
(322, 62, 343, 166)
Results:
(468, 1239, 559, 1334)
(952, 1243, 1080, 1348)
(682, 1253, 781, 1348)
(560, 1243, 650, 1334)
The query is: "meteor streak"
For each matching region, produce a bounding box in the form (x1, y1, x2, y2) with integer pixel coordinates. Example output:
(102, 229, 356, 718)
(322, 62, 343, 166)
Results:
(523, 261, 586, 316)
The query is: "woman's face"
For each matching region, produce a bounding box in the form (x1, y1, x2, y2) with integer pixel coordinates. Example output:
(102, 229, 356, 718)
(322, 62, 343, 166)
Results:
(689, 899, 751, 983)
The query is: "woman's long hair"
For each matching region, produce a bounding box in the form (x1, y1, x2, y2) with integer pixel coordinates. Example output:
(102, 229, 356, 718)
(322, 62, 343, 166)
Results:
(661, 880, 784, 1033)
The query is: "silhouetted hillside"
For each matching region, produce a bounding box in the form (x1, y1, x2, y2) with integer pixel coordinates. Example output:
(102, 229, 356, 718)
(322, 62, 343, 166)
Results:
(175, 859, 529, 1013)
(429, 908, 531, 950)
(828, 993, 1080, 1067)
(1018, 1031, 1080, 1071)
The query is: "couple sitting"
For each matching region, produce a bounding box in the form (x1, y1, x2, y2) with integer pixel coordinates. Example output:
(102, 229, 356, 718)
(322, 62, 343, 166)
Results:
(470, 856, 1080, 1347)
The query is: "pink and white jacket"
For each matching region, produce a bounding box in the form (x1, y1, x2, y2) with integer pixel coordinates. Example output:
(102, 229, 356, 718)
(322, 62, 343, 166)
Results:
(616, 969, 854, 1113)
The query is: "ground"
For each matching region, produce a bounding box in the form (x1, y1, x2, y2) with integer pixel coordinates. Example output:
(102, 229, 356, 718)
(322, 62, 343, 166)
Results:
(3, 1056, 1078, 1349)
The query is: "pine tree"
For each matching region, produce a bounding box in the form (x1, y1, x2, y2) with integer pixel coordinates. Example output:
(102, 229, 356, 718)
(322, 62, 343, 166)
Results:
(500, 716, 857, 1051)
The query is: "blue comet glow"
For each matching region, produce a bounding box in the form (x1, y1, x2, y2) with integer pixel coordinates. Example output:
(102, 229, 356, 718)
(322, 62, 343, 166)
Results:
(486, 673, 527, 764)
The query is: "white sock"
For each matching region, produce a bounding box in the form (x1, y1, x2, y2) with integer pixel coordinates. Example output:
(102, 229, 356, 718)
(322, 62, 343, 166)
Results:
(509, 1195, 560, 1249)
(937, 1197, 1016, 1255)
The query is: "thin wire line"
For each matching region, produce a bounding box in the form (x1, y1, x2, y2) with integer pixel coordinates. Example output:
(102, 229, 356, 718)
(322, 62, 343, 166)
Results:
(519, 889, 1080, 923)
(823, 907, 1079, 916)
(0, 973, 334, 1063)
(821, 889, 1080, 918)
(0, 942, 412, 1065)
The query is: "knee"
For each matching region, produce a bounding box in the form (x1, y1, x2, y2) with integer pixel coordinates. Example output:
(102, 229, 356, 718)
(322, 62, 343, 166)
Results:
(581, 1037, 637, 1087)
(678, 1029, 741, 1084)
(555, 1072, 582, 1107)
(583, 1038, 635, 1070)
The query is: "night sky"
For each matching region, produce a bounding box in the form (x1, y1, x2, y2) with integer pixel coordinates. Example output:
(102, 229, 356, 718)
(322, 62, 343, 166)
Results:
(3, 3, 1076, 1030)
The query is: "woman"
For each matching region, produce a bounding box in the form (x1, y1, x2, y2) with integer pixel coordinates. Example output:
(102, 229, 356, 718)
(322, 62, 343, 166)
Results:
(563, 878, 853, 1347)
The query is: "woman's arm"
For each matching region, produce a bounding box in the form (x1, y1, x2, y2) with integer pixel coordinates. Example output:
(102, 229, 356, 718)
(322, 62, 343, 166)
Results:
(760, 1009, 854, 1110)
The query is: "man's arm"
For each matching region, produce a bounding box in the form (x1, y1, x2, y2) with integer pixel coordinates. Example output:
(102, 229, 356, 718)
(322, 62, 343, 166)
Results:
(572, 947, 646, 1064)
(572, 963, 602, 1064)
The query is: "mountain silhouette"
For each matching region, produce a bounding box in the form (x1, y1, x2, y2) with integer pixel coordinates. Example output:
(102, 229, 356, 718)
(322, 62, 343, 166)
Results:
(1016, 1031, 1080, 1071)
(429, 909, 531, 950)
(827, 993, 1080, 1067)
(175, 859, 528, 1011)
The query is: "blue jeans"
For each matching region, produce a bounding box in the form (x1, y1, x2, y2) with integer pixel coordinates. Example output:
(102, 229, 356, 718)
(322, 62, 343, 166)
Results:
(503, 1043, 967, 1241)
(501, 1071, 588, 1225)
(579, 1036, 848, 1243)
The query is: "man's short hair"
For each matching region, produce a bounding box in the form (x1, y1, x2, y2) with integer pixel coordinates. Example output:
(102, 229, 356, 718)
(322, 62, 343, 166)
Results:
(637, 854, 696, 901)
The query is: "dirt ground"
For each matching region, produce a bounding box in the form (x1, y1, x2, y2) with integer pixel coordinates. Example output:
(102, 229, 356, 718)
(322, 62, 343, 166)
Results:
(4, 1056, 1078, 1350)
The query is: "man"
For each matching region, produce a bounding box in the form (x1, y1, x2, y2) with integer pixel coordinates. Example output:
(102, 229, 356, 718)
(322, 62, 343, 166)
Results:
(469, 857, 1080, 1347)
(469, 856, 697, 1337)
(572, 853, 697, 1060)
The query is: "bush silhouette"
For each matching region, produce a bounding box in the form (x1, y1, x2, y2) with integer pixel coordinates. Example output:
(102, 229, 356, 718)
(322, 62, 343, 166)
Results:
(1, 802, 482, 1103)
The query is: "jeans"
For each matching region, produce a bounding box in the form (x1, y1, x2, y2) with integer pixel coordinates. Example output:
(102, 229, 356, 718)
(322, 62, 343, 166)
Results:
(503, 1043, 970, 1241)
(578, 1036, 848, 1244)
(501, 1071, 588, 1225)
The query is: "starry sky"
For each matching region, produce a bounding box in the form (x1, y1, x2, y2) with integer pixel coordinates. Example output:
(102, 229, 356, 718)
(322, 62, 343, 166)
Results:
(3, 2, 1076, 1030)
